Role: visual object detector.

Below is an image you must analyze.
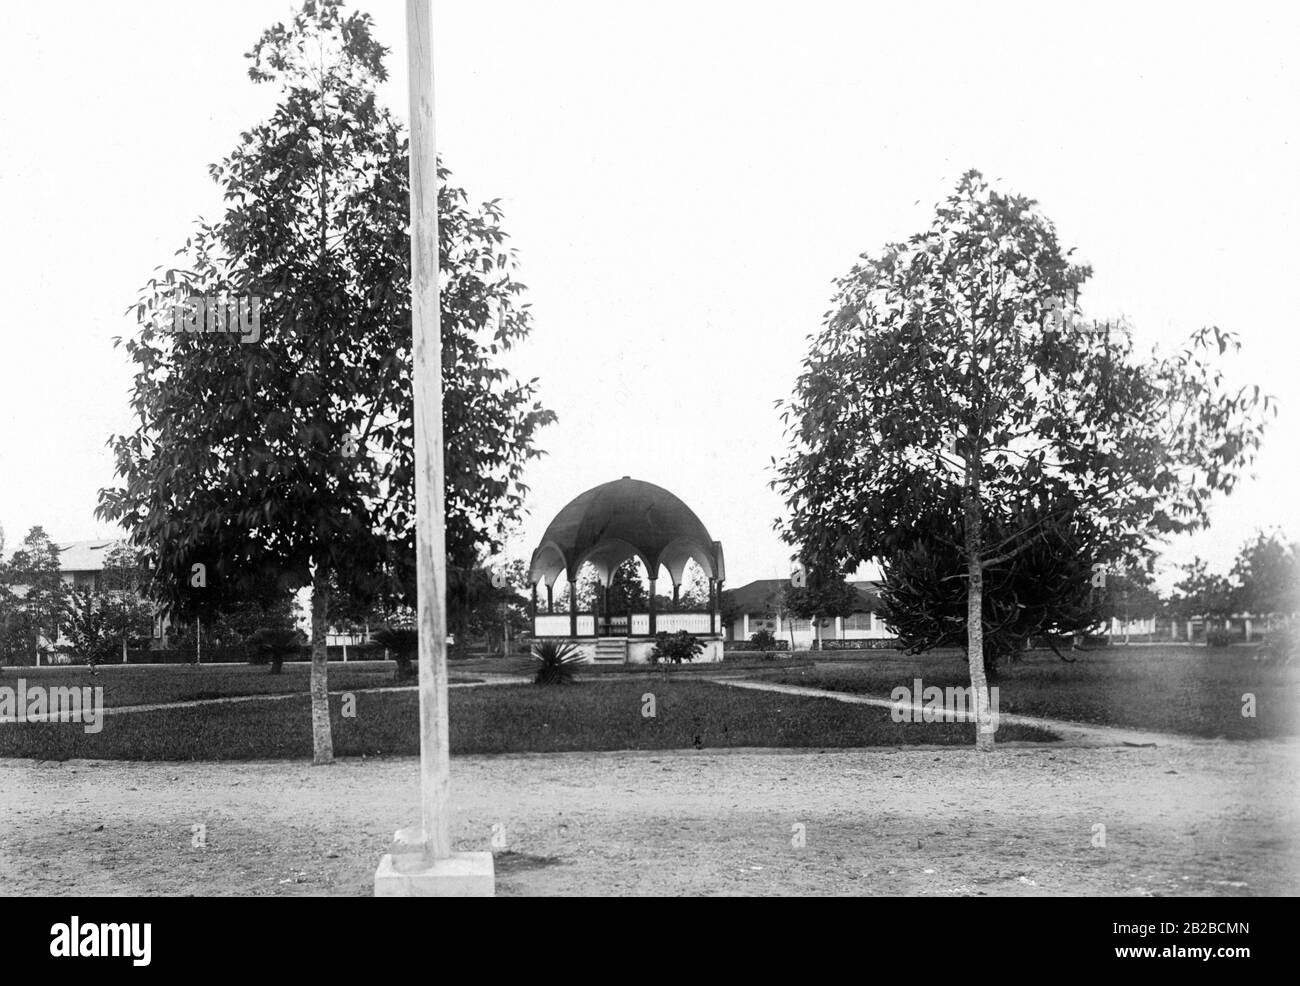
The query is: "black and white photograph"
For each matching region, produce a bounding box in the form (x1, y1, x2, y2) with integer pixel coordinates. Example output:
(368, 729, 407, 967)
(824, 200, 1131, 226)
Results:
(0, 0, 1296, 926)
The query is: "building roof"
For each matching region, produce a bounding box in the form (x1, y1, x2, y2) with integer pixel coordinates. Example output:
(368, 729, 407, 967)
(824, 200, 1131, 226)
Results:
(54, 539, 122, 573)
(530, 477, 724, 588)
(724, 578, 884, 615)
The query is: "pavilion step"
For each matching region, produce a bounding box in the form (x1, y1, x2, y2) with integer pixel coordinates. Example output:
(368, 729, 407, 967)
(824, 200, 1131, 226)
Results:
(592, 637, 627, 663)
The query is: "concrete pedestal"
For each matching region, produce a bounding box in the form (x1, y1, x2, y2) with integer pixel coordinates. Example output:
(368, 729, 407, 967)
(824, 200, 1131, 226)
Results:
(374, 827, 495, 897)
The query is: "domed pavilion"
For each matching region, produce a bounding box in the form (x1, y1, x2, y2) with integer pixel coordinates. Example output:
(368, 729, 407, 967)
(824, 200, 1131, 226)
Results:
(529, 477, 726, 663)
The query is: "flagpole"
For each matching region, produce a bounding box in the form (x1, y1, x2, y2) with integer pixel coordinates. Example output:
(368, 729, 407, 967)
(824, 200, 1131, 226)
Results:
(406, 0, 450, 862)
(377, 0, 492, 896)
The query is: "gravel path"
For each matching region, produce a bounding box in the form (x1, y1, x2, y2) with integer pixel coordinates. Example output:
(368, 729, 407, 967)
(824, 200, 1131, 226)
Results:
(708, 678, 1196, 747)
(2, 736, 1295, 896)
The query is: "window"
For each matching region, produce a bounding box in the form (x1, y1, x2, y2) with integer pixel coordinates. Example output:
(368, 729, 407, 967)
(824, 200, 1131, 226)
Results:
(844, 612, 873, 631)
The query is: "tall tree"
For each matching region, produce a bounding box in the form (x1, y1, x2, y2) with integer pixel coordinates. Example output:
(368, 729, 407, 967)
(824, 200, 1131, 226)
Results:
(1170, 557, 1236, 631)
(96, 1, 555, 763)
(776, 170, 1274, 748)
(785, 569, 859, 649)
(0, 527, 70, 664)
(1230, 531, 1299, 617)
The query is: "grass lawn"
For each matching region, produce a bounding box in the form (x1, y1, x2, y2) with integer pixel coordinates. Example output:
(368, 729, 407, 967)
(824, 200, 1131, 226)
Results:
(0, 663, 480, 709)
(764, 645, 1298, 739)
(0, 679, 1056, 760)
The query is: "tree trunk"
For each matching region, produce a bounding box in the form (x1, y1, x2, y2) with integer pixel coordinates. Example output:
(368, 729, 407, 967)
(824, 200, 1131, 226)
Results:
(309, 569, 334, 765)
(962, 483, 995, 750)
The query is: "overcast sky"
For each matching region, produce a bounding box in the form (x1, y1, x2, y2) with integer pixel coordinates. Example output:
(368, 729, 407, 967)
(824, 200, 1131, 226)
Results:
(1, 0, 1295, 591)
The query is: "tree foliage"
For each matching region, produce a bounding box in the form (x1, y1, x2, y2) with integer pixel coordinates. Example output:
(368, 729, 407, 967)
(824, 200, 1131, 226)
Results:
(62, 543, 154, 666)
(1230, 530, 1299, 616)
(0, 527, 69, 665)
(95, 1, 555, 762)
(877, 491, 1109, 674)
(776, 170, 1274, 746)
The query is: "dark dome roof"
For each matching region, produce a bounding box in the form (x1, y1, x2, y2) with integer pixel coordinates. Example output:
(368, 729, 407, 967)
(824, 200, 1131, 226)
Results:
(529, 477, 725, 588)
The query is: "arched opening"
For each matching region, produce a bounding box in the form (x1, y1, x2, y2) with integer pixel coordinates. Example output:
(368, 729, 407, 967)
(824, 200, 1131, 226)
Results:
(527, 477, 726, 659)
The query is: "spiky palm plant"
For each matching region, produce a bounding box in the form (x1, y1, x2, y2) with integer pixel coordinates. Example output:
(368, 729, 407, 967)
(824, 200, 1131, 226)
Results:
(247, 627, 305, 675)
(528, 640, 583, 685)
(372, 627, 420, 680)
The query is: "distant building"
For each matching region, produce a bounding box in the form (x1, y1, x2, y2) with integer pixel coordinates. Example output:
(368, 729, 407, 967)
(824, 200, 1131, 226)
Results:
(54, 539, 165, 643)
(724, 578, 894, 648)
(54, 539, 117, 593)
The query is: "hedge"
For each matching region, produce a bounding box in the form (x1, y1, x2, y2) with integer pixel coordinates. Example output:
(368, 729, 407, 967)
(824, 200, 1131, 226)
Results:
(814, 638, 899, 651)
(723, 638, 789, 652)
(17, 644, 394, 667)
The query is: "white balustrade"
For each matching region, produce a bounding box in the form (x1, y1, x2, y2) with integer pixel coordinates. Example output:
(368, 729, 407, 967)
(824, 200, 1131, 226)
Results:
(533, 614, 571, 636)
(535, 612, 719, 637)
(654, 612, 714, 634)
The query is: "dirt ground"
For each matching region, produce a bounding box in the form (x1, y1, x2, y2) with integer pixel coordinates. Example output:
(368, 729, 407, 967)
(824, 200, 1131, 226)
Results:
(2, 736, 1296, 896)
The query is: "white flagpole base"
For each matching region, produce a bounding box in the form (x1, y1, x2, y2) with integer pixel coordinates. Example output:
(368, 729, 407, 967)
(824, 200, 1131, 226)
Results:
(374, 849, 495, 897)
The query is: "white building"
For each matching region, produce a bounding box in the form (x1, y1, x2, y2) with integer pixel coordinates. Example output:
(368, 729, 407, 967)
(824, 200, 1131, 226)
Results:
(725, 578, 894, 649)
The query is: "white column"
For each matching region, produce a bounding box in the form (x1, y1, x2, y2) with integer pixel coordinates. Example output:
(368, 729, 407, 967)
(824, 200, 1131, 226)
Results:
(742, 613, 749, 641)
(408, 0, 451, 861)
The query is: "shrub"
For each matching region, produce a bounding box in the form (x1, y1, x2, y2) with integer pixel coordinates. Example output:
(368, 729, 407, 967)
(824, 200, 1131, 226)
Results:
(749, 628, 777, 652)
(372, 628, 420, 680)
(246, 627, 306, 674)
(649, 630, 703, 665)
(1258, 620, 1296, 664)
(527, 640, 583, 685)
(1205, 628, 1235, 648)
(724, 638, 788, 652)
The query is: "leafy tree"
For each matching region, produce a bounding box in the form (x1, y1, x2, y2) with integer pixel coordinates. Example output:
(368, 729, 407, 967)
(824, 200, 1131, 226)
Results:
(247, 626, 307, 675)
(446, 561, 529, 656)
(718, 587, 742, 629)
(0, 527, 69, 665)
(785, 569, 859, 649)
(96, 2, 555, 763)
(655, 561, 710, 611)
(209, 590, 298, 653)
(878, 491, 1113, 673)
(605, 559, 648, 613)
(483, 558, 533, 655)
(372, 626, 419, 679)
(565, 559, 648, 616)
(64, 586, 142, 670)
(1092, 562, 1163, 642)
(776, 170, 1274, 747)
(1170, 557, 1236, 630)
(64, 587, 113, 666)
(95, 543, 156, 662)
(1230, 531, 1299, 616)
